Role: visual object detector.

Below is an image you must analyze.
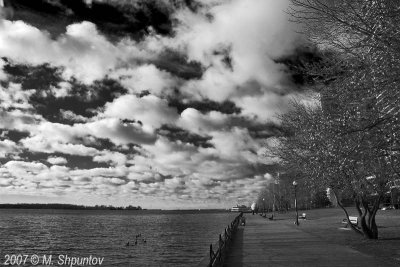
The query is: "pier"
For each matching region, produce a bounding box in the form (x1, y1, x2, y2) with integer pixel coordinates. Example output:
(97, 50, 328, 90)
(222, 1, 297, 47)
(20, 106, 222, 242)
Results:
(222, 211, 400, 266)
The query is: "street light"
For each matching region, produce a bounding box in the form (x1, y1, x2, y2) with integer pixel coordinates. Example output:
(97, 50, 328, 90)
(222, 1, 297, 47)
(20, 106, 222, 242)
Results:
(262, 198, 265, 215)
(293, 180, 299, 226)
(272, 179, 279, 220)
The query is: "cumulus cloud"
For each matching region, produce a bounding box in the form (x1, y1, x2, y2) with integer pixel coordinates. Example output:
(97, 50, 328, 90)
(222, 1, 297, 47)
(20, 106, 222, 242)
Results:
(0, 20, 152, 83)
(93, 150, 127, 166)
(78, 118, 157, 145)
(151, 0, 300, 101)
(47, 156, 68, 165)
(0, 83, 35, 110)
(0, 109, 44, 132)
(60, 109, 89, 123)
(103, 94, 179, 131)
(0, 0, 307, 208)
(177, 108, 229, 134)
(233, 92, 296, 123)
(0, 139, 20, 158)
(22, 135, 99, 156)
(110, 64, 179, 96)
(0, 58, 7, 80)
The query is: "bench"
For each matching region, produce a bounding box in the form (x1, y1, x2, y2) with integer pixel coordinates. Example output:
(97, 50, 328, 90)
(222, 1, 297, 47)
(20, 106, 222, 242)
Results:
(342, 216, 358, 228)
(299, 213, 306, 220)
(240, 216, 246, 226)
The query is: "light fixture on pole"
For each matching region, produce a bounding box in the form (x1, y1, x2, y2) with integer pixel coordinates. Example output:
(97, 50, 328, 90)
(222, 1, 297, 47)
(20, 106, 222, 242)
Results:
(274, 178, 279, 210)
(262, 198, 265, 215)
(293, 180, 299, 226)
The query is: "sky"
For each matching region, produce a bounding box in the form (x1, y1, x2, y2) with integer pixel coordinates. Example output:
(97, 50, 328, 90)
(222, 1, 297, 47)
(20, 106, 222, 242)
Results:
(0, 0, 307, 209)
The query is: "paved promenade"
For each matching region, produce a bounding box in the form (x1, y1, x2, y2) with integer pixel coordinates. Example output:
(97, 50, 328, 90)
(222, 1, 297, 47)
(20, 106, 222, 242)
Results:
(224, 214, 396, 267)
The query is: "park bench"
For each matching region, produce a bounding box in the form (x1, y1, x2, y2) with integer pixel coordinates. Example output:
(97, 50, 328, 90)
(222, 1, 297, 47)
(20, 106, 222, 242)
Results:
(342, 216, 358, 228)
(299, 213, 306, 220)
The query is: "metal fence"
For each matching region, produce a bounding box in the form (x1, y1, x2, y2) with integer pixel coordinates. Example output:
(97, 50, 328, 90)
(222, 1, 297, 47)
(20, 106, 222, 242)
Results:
(200, 212, 243, 267)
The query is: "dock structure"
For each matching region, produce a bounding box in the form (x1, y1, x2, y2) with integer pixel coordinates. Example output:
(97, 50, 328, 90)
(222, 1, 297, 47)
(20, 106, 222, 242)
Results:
(223, 214, 395, 267)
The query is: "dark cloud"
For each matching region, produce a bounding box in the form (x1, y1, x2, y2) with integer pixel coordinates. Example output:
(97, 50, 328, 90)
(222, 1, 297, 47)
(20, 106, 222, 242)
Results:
(0, 129, 30, 143)
(168, 98, 241, 114)
(172, 0, 204, 13)
(75, 135, 141, 155)
(157, 124, 213, 148)
(147, 49, 204, 80)
(3, 60, 63, 90)
(0, 150, 109, 169)
(60, 154, 109, 169)
(0, 0, 304, 208)
(3, 61, 127, 123)
(6, 0, 176, 40)
(213, 45, 233, 71)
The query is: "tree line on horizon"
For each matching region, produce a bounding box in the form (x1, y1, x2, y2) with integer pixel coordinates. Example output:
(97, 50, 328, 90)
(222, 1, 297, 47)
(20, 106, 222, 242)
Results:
(0, 203, 143, 210)
(261, 0, 399, 240)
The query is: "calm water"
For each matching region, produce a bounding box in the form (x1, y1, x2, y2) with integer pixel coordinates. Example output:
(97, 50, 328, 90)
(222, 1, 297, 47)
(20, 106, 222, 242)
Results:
(0, 209, 236, 266)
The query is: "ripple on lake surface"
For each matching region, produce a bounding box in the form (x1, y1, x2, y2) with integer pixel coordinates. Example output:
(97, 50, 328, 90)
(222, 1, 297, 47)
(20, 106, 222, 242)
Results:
(0, 209, 236, 266)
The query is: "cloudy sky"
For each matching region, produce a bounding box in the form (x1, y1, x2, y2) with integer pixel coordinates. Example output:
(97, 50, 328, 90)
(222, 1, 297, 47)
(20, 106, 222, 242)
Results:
(0, 0, 307, 209)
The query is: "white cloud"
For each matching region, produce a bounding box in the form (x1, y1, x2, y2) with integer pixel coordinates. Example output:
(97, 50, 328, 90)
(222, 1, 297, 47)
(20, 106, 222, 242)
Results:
(0, 139, 20, 158)
(0, 58, 7, 80)
(51, 82, 72, 98)
(60, 109, 89, 123)
(154, 0, 299, 101)
(0, 109, 44, 132)
(47, 156, 68, 165)
(233, 92, 293, 123)
(78, 118, 157, 145)
(0, 20, 152, 84)
(103, 94, 179, 131)
(22, 135, 99, 156)
(5, 161, 48, 175)
(178, 108, 229, 134)
(111, 64, 179, 96)
(70, 166, 128, 180)
(0, 83, 35, 110)
(0, 0, 306, 208)
(93, 151, 127, 166)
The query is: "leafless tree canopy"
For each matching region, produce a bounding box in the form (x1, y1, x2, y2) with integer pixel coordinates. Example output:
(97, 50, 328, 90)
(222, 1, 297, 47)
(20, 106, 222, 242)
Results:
(266, 0, 400, 239)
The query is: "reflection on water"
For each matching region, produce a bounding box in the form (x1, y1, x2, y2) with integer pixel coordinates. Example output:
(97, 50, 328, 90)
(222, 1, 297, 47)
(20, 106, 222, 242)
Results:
(0, 209, 235, 266)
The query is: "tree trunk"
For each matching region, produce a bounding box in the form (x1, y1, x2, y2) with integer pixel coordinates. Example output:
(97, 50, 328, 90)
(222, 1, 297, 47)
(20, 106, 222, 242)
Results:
(358, 195, 381, 239)
(333, 190, 363, 235)
(333, 190, 381, 239)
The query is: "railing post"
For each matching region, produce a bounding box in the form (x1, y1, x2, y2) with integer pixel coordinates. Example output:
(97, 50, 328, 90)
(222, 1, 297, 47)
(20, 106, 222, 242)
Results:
(219, 234, 223, 261)
(204, 213, 244, 267)
(209, 244, 213, 266)
(224, 228, 227, 243)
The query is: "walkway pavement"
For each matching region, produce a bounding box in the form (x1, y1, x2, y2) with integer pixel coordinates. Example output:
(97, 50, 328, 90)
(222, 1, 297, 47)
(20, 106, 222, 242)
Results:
(223, 214, 396, 267)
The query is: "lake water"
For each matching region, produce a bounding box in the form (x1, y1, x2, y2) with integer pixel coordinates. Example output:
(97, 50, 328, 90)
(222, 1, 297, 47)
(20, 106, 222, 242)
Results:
(0, 209, 236, 266)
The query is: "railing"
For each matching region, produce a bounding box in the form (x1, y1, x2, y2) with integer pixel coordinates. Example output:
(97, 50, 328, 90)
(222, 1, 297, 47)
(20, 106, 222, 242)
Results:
(200, 212, 243, 267)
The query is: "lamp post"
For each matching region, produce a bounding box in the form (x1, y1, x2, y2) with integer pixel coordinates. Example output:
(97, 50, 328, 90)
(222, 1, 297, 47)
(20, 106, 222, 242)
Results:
(293, 180, 299, 226)
(262, 198, 265, 215)
(272, 183, 275, 219)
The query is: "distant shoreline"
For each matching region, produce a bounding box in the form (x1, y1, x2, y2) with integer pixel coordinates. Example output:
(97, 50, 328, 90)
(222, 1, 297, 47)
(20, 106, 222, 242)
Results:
(0, 203, 229, 212)
(0, 203, 143, 210)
